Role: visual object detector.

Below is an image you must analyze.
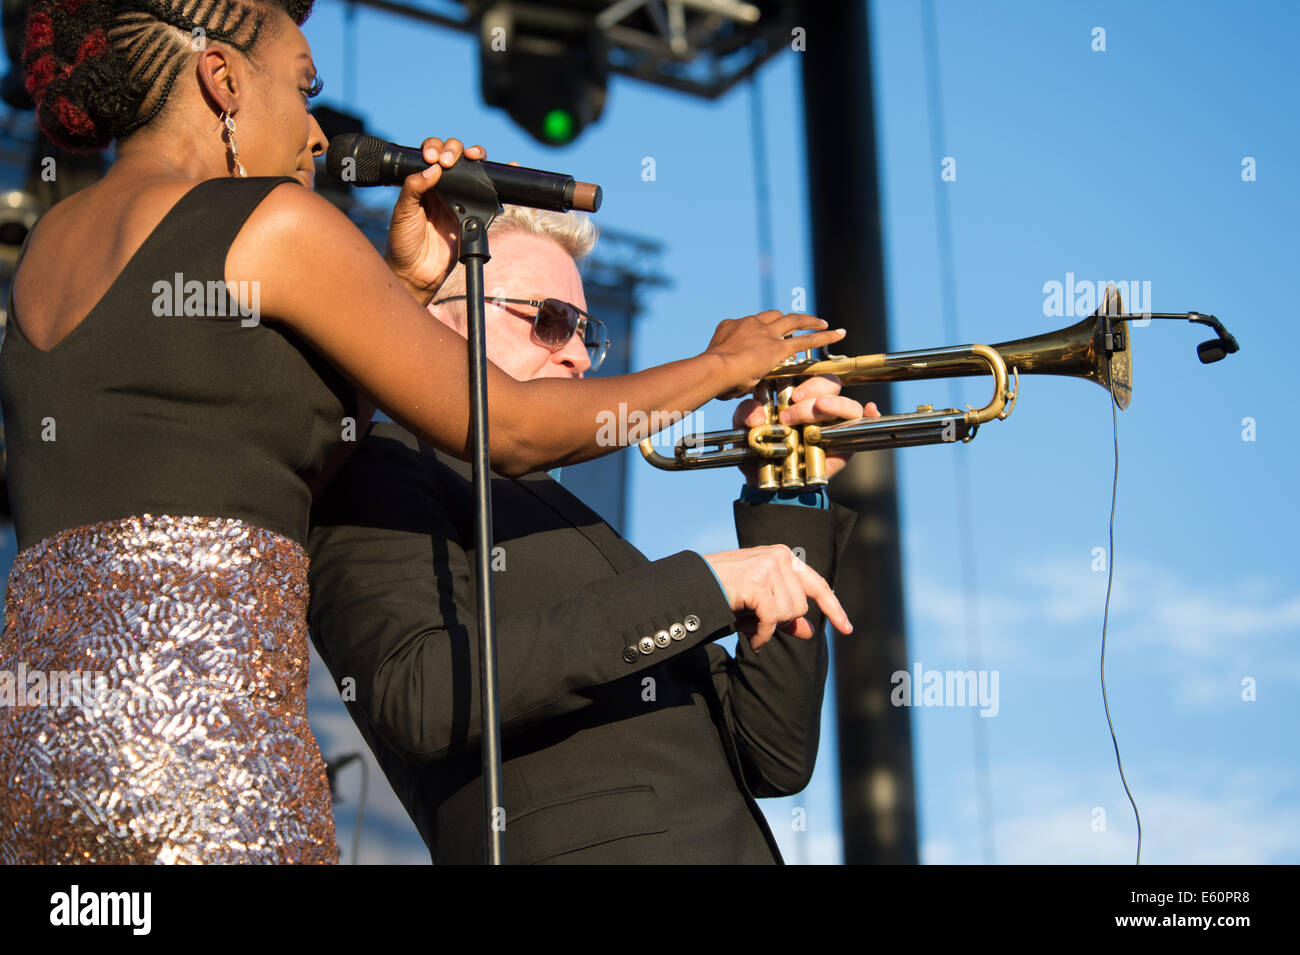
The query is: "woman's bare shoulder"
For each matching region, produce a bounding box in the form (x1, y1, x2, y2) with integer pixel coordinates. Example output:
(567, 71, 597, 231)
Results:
(235, 179, 358, 236)
(227, 180, 367, 271)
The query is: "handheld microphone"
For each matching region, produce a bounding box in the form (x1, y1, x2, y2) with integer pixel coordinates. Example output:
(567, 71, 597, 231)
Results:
(325, 133, 602, 213)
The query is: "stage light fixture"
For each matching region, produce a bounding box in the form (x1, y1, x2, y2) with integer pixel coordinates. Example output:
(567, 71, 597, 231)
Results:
(479, 2, 607, 147)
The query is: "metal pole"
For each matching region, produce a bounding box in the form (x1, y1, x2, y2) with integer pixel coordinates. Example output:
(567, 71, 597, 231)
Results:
(460, 218, 505, 864)
(435, 157, 508, 865)
(443, 156, 600, 863)
(461, 221, 506, 864)
(800, 0, 919, 864)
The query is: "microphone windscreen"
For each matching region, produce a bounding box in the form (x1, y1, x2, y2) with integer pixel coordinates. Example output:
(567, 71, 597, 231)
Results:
(325, 133, 389, 186)
(1197, 339, 1228, 363)
(325, 132, 358, 180)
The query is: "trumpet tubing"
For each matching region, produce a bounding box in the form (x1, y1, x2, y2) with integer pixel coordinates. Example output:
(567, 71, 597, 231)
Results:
(639, 309, 1134, 489)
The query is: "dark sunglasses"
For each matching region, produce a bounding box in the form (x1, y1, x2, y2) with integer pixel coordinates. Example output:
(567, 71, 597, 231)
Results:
(433, 296, 611, 371)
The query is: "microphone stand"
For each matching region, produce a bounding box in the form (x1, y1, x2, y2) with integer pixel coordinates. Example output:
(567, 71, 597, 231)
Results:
(327, 131, 603, 863)
(440, 164, 507, 865)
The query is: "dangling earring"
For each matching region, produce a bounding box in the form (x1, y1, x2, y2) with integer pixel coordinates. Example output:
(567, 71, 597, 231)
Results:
(221, 109, 247, 178)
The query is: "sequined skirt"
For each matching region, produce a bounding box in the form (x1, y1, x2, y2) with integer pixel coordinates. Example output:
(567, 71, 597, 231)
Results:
(0, 514, 338, 864)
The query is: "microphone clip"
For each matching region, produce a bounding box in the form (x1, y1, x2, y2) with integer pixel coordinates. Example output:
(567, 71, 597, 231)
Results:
(1100, 316, 1127, 355)
(441, 164, 504, 262)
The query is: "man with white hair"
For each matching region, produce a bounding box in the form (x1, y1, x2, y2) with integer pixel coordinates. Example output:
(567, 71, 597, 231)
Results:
(306, 206, 874, 863)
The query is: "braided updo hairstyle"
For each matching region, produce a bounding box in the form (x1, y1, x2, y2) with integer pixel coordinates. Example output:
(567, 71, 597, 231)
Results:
(23, 0, 315, 152)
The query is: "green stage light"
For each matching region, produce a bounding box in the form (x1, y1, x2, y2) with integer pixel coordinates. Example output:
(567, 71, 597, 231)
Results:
(542, 109, 576, 144)
(478, 5, 607, 147)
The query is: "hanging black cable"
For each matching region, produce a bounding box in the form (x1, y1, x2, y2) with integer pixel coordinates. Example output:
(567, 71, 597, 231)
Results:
(1101, 350, 1142, 864)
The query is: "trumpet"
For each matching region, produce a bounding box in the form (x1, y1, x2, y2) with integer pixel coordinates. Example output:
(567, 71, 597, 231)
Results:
(639, 301, 1134, 490)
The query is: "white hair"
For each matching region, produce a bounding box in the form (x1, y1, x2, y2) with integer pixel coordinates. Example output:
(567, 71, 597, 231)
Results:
(490, 204, 598, 259)
(436, 205, 598, 302)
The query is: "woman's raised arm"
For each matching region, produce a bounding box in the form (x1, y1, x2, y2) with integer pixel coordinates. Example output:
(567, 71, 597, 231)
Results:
(231, 183, 844, 477)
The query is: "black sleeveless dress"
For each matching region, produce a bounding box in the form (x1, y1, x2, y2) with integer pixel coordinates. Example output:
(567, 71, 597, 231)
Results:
(0, 176, 354, 864)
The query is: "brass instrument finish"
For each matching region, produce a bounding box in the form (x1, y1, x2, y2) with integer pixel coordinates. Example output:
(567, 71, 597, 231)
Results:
(640, 304, 1135, 489)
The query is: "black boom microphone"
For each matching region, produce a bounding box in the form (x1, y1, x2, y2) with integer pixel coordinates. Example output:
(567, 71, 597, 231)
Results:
(325, 132, 602, 213)
(1136, 312, 1241, 364)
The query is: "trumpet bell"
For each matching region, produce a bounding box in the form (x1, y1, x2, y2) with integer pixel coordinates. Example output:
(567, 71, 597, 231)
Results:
(992, 286, 1132, 410)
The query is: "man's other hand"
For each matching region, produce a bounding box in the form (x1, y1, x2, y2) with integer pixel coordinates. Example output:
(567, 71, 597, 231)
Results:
(702, 545, 853, 651)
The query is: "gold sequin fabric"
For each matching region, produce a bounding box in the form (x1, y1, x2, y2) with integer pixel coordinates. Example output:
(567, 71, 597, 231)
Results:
(0, 514, 338, 864)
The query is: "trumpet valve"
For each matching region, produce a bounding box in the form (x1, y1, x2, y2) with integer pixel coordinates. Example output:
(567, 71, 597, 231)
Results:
(747, 420, 791, 491)
(780, 435, 803, 488)
(803, 425, 828, 486)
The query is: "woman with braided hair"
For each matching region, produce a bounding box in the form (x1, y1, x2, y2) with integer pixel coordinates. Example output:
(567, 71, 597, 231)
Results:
(0, 0, 844, 863)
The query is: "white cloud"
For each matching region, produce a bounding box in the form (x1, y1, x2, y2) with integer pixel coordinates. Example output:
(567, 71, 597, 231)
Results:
(905, 552, 1300, 699)
(926, 762, 1300, 864)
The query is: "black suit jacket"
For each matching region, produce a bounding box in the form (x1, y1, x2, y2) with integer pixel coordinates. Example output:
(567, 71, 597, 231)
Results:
(306, 421, 856, 863)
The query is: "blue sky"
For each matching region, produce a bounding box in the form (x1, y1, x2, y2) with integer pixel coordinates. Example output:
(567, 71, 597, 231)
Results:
(4, 0, 1296, 864)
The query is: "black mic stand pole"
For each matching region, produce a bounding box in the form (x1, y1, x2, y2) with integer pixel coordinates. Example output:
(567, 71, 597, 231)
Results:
(441, 166, 507, 865)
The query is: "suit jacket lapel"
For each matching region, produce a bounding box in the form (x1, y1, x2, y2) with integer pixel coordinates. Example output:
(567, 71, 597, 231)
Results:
(513, 473, 642, 574)
(432, 448, 640, 574)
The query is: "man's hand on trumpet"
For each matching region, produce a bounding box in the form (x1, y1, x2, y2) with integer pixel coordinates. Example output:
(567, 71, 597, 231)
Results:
(731, 373, 881, 485)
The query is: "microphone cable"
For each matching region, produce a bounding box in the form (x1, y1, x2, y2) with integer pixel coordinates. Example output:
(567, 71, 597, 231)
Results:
(1101, 349, 1142, 865)
(1096, 309, 1238, 865)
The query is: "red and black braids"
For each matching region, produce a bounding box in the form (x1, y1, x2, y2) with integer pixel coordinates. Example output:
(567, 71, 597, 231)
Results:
(22, 0, 315, 152)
